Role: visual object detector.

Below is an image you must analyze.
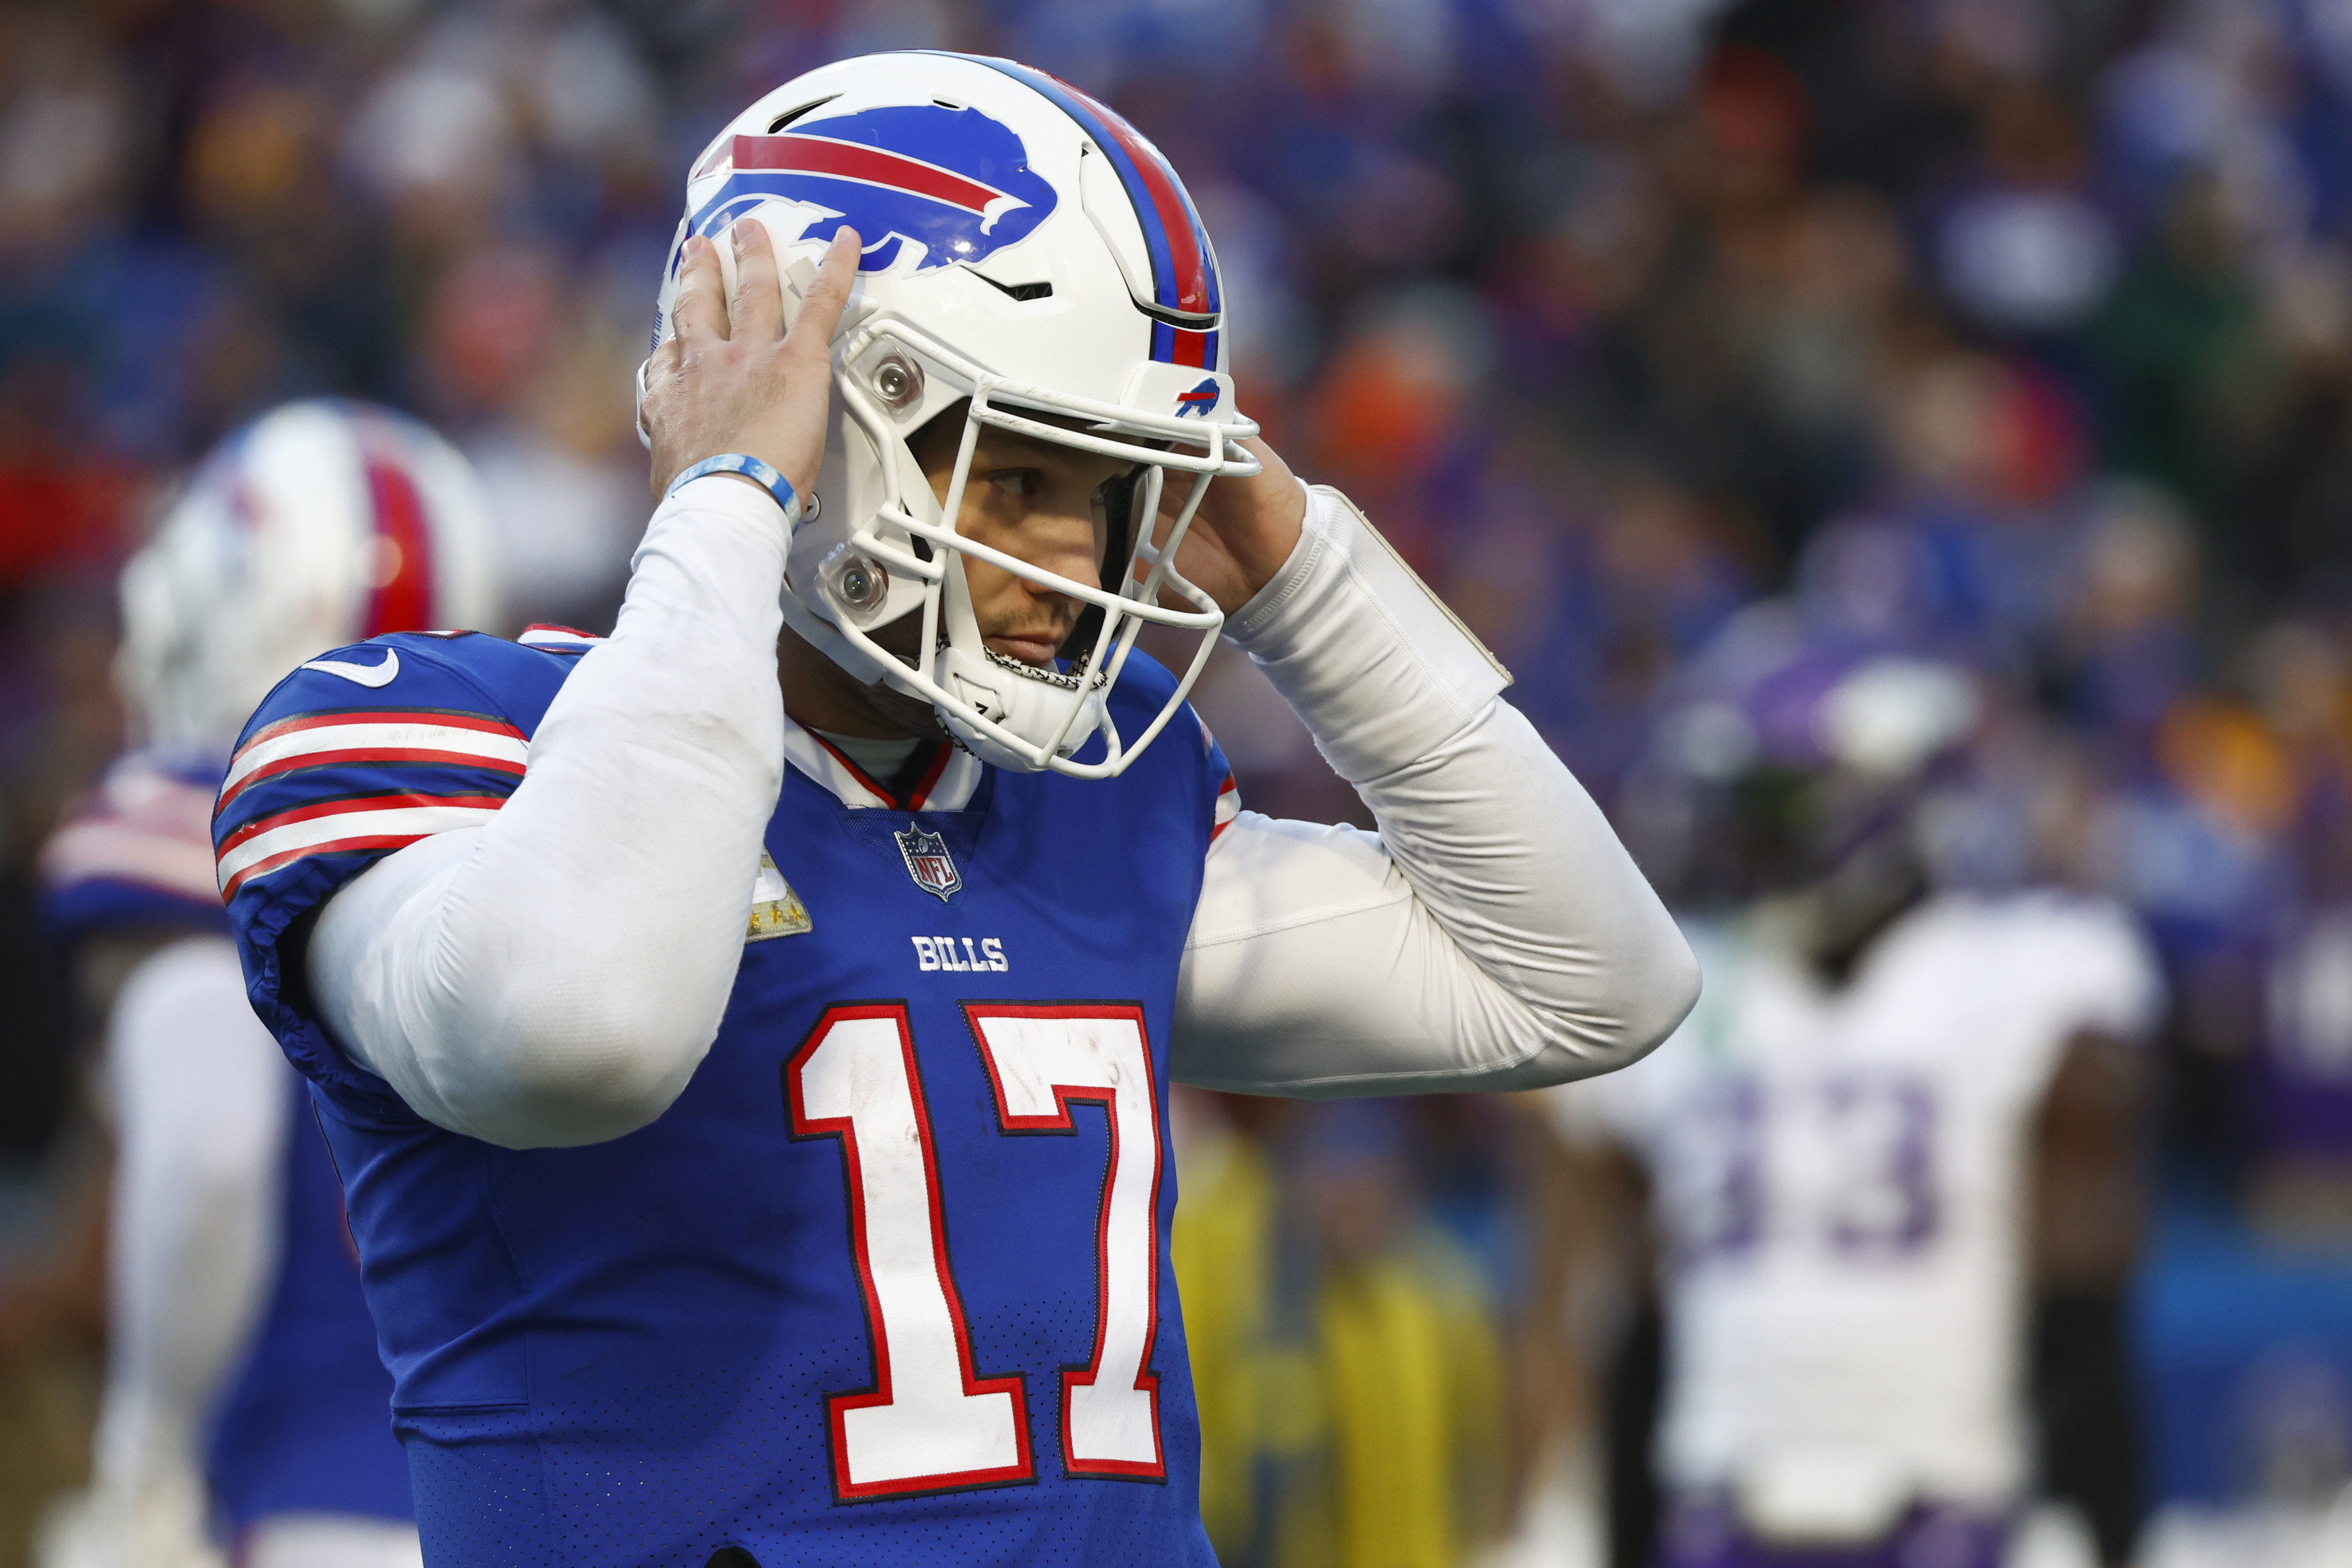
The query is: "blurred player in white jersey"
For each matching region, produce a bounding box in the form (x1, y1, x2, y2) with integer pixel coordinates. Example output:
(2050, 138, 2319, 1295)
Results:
(34, 400, 498, 1568)
(1542, 637, 2163, 1568)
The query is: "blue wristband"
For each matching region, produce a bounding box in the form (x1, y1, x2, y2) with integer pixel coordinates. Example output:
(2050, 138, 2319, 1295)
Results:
(665, 454, 800, 522)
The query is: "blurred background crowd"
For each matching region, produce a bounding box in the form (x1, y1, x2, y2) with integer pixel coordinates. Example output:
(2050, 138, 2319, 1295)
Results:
(4, 0, 2352, 1565)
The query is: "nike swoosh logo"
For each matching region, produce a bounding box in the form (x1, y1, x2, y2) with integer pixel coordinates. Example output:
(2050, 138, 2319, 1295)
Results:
(299, 649, 400, 687)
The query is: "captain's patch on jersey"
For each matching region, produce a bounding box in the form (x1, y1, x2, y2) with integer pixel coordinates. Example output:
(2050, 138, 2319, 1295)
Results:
(894, 824, 961, 902)
(747, 850, 812, 941)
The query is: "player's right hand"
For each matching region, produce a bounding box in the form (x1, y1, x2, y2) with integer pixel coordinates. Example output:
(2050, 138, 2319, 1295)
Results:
(641, 223, 861, 502)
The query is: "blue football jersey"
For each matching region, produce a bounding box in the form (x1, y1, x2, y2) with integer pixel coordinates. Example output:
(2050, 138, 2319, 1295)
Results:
(214, 627, 1239, 1567)
(38, 750, 411, 1532)
(39, 751, 233, 943)
(208, 1072, 415, 1531)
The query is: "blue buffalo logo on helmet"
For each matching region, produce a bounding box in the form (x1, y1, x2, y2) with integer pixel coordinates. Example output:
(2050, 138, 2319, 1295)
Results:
(1174, 377, 1218, 419)
(686, 104, 1057, 277)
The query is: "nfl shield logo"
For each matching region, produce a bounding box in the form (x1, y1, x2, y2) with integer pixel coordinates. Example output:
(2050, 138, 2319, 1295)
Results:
(894, 825, 962, 903)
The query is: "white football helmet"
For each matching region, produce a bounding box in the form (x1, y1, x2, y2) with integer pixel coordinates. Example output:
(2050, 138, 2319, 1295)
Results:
(647, 50, 1261, 777)
(118, 400, 501, 756)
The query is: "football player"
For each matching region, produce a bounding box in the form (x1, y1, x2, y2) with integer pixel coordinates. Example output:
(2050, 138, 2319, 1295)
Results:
(37, 401, 498, 1568)
(1541, 647, 2162, 1568)
(210, 53, 1699, 1565)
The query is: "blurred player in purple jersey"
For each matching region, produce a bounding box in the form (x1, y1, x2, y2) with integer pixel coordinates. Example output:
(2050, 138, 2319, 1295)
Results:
(211, 52, 1699, 1566)
(36, 400, 499, 1568)
(1538, 637, 2162, 1568)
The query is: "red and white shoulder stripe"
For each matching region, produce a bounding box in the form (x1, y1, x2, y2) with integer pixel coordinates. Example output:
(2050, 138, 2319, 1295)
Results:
(39, 764, 221, 905)
(519, 624, 604, 651)
(216, 791, 507, 899)
(1193, 711, 1241, 845)
(219, 710, 528, 813)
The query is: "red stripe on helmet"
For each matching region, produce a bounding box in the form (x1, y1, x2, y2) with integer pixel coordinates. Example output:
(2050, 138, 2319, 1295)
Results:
(1043, 84, 1212, 317)
(361, 452, 435, 637)
(730, 134, 1003, 214)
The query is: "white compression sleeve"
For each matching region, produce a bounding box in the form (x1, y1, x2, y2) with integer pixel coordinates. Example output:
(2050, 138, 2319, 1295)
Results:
(241, 1517, 423, 1568)
(1171, 485, 1699, 1095)
(308, 476, 790, 1148)
(93, 937, 288, 1519)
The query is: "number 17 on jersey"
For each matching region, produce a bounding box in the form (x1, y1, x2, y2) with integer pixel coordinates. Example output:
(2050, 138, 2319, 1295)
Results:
(785, 1001, 1166, 1501)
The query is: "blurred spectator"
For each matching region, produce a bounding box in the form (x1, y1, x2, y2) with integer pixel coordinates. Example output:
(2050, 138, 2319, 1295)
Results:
(1171, 1094, 1508, 1568)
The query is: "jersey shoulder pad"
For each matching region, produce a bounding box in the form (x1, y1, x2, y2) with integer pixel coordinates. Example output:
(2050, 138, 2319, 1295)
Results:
(515, 623, 605, 654)
(1980, 888, 2164, 1043)
(1190, 704, 1241, 845)
(1096, 648, 1237, 852)
(38, 751, 230, 945)
(212, 629, 586, 1104)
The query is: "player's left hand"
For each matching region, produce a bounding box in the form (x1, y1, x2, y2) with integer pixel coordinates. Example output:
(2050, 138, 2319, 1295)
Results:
(1151, 436, 1307, 614)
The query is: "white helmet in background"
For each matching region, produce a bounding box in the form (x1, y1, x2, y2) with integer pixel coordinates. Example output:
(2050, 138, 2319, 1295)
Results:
(648, 50, 1261, 777)
(118, 400, 501, 756)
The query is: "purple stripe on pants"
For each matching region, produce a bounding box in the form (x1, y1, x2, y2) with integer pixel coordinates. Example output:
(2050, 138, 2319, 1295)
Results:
(1658, 1493, 2010, 1568)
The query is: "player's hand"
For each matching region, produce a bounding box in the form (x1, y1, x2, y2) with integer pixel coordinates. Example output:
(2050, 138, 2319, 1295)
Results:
(1151, 436, 1307, 615)
(642, 223, 862, 501)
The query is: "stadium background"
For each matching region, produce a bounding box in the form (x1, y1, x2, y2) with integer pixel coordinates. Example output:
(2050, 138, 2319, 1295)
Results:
(2, 0, 2351, 1564)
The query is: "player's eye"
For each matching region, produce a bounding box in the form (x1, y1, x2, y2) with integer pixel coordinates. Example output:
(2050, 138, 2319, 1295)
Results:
(986, 469, 1038, 499)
